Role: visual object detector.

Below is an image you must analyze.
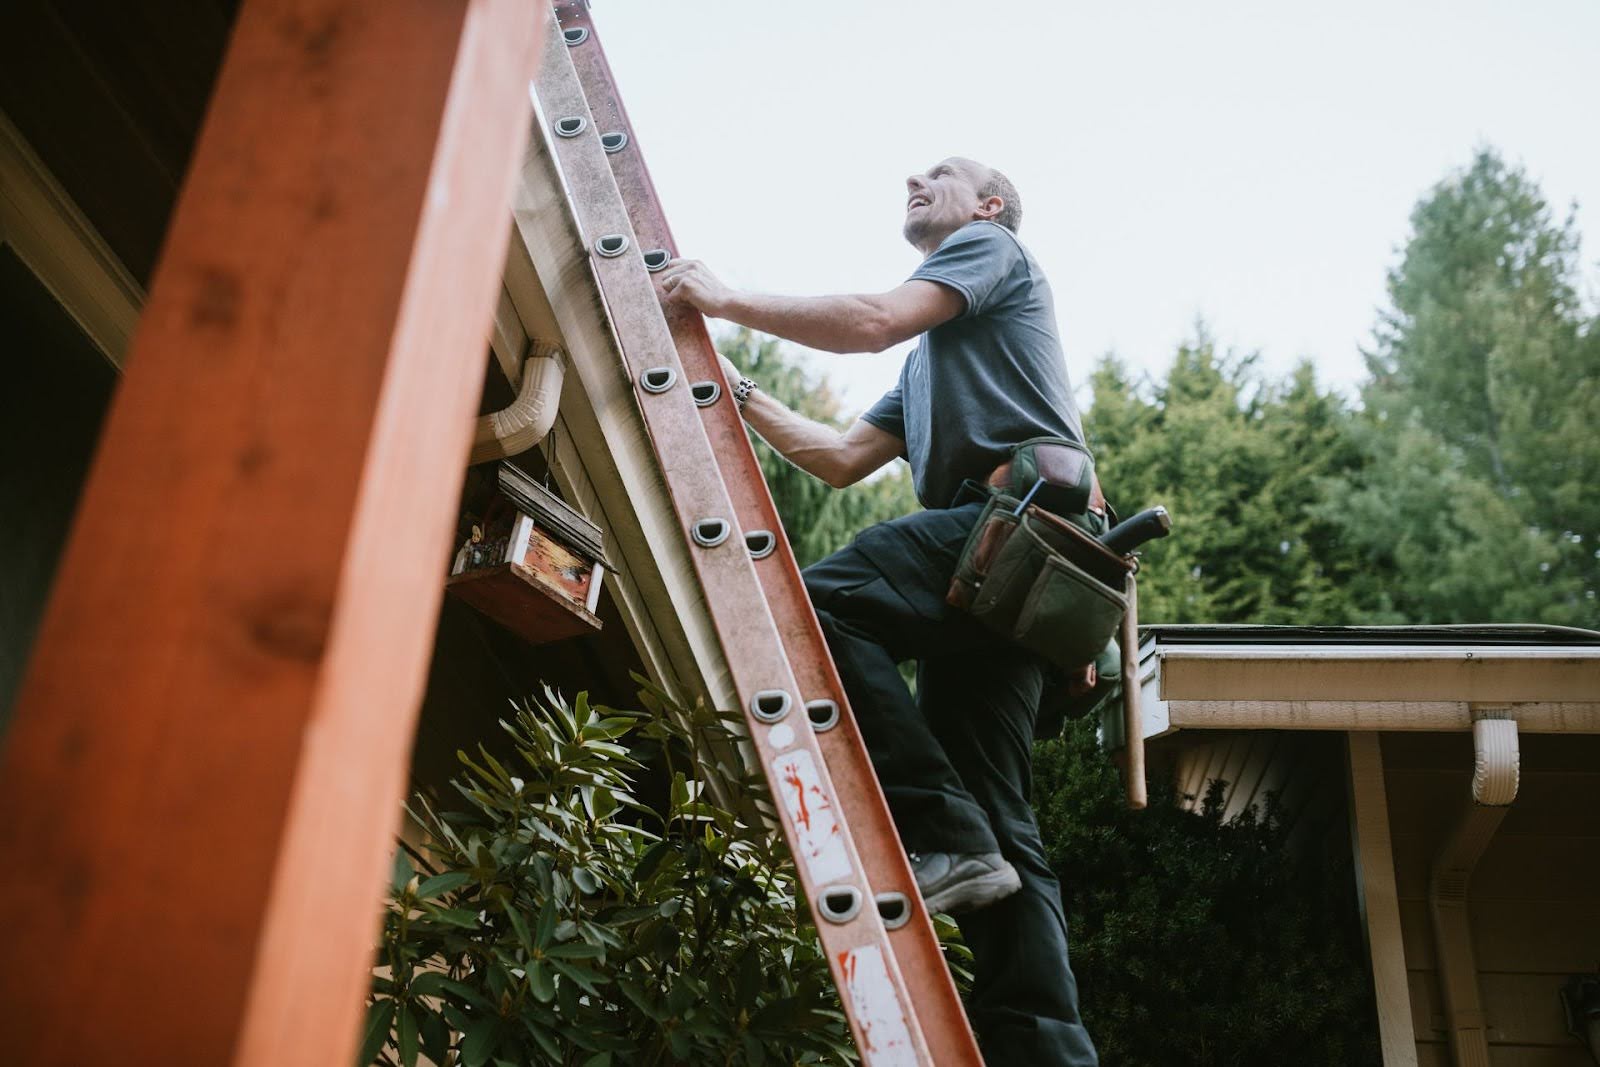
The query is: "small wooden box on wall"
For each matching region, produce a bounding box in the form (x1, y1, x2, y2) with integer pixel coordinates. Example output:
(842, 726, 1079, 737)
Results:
(445, 463, 607, 645)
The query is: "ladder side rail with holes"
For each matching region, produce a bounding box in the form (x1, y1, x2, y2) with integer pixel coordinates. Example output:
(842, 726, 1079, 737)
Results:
(532, 14, 960, 1066)
(549, 3, 986, 1060)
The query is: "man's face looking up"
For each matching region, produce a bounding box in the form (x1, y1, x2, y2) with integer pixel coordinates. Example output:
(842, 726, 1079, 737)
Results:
(903, 157, 1003, 254)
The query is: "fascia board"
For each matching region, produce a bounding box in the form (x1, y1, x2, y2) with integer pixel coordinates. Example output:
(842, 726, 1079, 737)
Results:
(1162, 698, 1600, 734)
(488, 279, 529, 389)
(1156, 644, 1600, 704)
(1100, 635, 1171, 749)
(1132, 637, 1600, 738)
(0, 111, 143, 366)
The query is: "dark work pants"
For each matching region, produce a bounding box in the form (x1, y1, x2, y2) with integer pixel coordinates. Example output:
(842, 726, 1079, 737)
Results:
(802, 503, 1098, 1066)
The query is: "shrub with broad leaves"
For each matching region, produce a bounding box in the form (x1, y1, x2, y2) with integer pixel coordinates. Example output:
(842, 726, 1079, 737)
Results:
(361, 683, 862, 1066)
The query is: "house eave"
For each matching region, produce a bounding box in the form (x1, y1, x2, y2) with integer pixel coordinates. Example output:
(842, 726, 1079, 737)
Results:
(1107, 624, 1600, 744)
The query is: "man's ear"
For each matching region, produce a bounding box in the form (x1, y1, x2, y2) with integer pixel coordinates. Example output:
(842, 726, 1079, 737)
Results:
(976, 195, 1005, 221)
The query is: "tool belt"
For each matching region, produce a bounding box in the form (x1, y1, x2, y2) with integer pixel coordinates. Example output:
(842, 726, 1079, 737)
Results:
(985, 436, 1108, 520)
(947, 438, 1132, 672)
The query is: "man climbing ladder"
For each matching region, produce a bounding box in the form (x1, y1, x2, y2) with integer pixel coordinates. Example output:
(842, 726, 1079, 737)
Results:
(660, 156, 1100, 1065)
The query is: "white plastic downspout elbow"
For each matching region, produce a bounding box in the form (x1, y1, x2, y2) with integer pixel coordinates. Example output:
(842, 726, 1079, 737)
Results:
(1469, 717, 1520, 806)
(1429, 715, 1520, 1067)
(470, 341, 566, 465)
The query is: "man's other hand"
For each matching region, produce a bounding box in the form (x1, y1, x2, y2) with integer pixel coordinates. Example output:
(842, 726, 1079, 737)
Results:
(659, 259, 731, 316)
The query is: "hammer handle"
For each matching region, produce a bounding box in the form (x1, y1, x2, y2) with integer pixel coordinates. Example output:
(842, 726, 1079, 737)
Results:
(1101, 505, 1171, 557)
(1120, 575, 1148, 810)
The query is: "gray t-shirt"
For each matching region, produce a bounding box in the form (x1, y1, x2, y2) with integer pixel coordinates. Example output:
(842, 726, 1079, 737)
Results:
(863, 221, 1084, 508)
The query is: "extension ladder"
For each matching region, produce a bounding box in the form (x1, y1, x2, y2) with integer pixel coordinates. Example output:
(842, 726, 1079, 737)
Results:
(534, 4, 986, 1062)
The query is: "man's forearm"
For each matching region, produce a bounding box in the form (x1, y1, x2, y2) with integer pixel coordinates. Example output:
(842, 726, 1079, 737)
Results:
(739, 389, 859, 488)
(716, 291, 894, 354)
(661, 259, 960, 352)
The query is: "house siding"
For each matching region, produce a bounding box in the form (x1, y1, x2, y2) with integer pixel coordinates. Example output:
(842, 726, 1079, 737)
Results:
(1382, 731, 1600, 1065)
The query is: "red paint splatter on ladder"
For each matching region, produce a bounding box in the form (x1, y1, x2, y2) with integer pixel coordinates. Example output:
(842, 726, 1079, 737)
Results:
(839, 951, 875, 1052)
(784, 765, 811, 830)
(843, 945, 917, 1064)
(771, 750, 852, 883)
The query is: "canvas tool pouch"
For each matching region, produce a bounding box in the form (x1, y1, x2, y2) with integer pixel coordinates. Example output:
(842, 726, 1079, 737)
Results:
(988, 436, 1099, 517)
(947, 490, 1133, 671)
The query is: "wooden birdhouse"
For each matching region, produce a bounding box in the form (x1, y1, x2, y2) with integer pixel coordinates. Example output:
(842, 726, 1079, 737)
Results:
(445, 463, 607, 644)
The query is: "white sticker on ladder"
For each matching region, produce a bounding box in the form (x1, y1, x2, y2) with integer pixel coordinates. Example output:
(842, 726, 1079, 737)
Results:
(840, 944, 919, 1066)
(769, 749, 851, 884)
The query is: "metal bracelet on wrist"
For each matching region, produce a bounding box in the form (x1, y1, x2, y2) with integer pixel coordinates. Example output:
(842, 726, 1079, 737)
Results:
(733, 376, 758, 410)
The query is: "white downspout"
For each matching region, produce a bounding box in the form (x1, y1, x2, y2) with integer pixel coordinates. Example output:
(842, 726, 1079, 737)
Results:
(469, 340, 565, 465)
(1428, 714, 1520, 1067)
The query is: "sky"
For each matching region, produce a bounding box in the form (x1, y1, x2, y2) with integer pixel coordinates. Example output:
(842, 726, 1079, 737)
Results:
(588, 0, 1600, 415)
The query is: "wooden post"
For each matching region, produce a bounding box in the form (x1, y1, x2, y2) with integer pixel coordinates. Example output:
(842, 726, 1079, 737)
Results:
(1121, 575, 1148, 809)
(1346, 733, 1420, 1066)
(0, 1, 542, 1063)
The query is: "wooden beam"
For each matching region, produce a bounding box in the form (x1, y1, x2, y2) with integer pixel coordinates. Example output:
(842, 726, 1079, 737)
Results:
(0, 1, 543, 1064)
(1346, 733, 1420, 1066)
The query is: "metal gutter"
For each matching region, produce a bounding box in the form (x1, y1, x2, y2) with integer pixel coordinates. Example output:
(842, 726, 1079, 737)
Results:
(1138, 623, 1600, 646)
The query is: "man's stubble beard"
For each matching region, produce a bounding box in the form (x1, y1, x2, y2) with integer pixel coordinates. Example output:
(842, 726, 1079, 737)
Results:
(903, 215, 931, 252)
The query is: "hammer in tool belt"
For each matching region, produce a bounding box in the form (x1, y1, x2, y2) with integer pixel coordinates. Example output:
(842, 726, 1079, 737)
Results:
(1099, 506, 1171, 809)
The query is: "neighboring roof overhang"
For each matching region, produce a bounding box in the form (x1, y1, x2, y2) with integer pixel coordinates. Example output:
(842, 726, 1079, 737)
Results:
(1107, 624, 1600, 744)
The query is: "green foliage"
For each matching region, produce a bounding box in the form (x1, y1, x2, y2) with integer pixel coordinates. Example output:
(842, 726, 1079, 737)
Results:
(1320, 148, 1600, 625)
(364, 685, 857, 1066)
(1086, 149, 1599, 629)
(1085, 333, 1368, 625)
(1034, 720, 1380, 1066)
(719, 327, 918, 567)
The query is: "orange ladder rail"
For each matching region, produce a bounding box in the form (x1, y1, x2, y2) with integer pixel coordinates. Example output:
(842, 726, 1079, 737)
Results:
(535, 5, 984, 1062)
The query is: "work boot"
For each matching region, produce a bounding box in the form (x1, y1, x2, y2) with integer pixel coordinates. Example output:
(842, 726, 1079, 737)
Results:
(908, 851, 1021, 915)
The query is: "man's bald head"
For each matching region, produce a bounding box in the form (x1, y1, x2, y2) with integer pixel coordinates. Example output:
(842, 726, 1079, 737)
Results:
(903, 157, 1022, 253)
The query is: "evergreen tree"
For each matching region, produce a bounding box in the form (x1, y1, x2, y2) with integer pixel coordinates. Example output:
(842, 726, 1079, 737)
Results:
(1084, 332, 1366, 625)
(1322, 149, 1600, 625)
